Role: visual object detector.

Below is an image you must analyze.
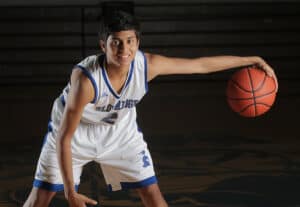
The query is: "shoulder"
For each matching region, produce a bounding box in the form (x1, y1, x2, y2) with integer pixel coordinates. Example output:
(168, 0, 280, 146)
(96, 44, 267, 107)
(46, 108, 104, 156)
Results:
(69, 68, 95, 104)
(132, 50, 148, 71)
(77, 54, 102, 72)
(70, 55, 101, 103)
(134, 50, 147, 62)
(71, 68, 91, 83)
(143, 52, 170, 81)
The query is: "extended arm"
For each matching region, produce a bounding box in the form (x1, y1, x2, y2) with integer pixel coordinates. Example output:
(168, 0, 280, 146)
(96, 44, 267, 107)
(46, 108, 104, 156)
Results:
(146, 54, 277, 89)
(56, 68, 97, 207)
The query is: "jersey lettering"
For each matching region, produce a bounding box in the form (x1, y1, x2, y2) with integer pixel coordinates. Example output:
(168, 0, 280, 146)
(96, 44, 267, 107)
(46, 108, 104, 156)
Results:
(102, 112, 118, 124)
(96, 99, 139, 112)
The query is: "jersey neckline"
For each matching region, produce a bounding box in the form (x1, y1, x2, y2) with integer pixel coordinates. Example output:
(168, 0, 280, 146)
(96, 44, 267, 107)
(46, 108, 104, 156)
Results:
(100, 55, 135, 99)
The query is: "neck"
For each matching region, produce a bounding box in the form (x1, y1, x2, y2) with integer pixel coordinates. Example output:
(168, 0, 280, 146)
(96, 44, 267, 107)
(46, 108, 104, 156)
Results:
(105, 61, 131, 79)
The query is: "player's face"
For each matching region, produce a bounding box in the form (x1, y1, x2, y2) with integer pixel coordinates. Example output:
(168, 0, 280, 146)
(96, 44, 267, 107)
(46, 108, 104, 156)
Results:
(101, 30, 139, 68)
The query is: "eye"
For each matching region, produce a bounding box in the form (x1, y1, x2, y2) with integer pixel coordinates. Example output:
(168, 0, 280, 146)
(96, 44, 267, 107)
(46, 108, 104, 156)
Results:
(111, 39, 120, 46)
(127, 38, 135, 45)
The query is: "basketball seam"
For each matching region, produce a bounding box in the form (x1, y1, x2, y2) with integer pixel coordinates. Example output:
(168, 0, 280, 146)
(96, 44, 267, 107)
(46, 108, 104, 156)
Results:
(230, 79, 253, 93)
(256, 103, 272, 107)
(254, 72, 267, 92)
(229, 69, 269, 94)
(247, 68, 257, 116)
(227, 89, 276, 101)
(227, 68, 276, 117)
(239, 103, 271, 114)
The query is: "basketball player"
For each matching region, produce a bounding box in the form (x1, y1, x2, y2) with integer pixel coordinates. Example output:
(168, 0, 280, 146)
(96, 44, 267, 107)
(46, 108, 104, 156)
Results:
(23, 11, 277, 207)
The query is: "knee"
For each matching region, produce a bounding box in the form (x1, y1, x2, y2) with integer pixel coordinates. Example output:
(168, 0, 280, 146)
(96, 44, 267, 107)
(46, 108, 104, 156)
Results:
(137, 184, 168, 207)
(23, 188, 56, 207)
(138, 184, 159, 196)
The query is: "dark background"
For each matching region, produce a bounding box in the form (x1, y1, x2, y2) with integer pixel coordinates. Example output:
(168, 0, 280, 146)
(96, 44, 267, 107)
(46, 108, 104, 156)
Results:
(0, 1, 299, 206)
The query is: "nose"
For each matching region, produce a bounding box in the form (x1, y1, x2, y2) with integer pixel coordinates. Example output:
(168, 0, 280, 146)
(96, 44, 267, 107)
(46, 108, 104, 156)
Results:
(118, 41, 129, 52)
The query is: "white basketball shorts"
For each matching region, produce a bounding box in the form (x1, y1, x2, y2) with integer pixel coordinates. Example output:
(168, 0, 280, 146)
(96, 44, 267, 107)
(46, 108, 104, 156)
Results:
(33, 97, 157, 192)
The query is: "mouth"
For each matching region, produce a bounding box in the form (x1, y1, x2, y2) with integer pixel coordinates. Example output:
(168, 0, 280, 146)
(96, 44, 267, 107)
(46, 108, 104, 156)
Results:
(117, 54, 130, 60)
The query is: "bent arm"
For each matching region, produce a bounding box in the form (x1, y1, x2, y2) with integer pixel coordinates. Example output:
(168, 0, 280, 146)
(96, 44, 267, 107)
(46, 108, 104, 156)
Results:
(146, 53, 277, 82)
(56, 68, 94, 199)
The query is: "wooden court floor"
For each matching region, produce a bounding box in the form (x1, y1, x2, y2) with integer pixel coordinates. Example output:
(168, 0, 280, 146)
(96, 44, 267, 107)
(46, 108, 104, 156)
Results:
(1, 135, 300, 207)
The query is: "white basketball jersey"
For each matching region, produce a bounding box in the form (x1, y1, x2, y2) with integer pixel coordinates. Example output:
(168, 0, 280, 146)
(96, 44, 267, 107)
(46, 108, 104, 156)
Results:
(61, 50, 148, 125)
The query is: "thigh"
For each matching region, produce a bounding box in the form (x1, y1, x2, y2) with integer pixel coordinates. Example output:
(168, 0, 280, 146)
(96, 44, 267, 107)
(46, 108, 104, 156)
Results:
(96, 145, 157, 192)
(34, 131, 90, 191)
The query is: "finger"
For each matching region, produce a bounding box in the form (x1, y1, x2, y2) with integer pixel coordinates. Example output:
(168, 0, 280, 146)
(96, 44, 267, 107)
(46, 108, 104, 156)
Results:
(266, 68, 274, 77)
(268, 68, 278, 92)
(83, 196, 98, 205)
(258, 65, 278, 92)
(261, 64, 272, 77)
(259, 64, 273, 77)
(266, 68, 278, 92)
(254, 63, 271, 76)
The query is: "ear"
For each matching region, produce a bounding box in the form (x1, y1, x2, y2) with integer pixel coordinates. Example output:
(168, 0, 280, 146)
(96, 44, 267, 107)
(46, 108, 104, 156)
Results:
(99, 40, 106, 53)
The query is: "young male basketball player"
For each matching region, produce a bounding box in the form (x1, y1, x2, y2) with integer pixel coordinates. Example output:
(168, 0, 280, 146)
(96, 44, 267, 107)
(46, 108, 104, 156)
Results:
(23, 11, 277, 207)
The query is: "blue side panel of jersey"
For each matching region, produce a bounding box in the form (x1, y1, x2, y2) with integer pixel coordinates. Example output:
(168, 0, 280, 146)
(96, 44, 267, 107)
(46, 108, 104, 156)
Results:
(141, 52, 149, 93)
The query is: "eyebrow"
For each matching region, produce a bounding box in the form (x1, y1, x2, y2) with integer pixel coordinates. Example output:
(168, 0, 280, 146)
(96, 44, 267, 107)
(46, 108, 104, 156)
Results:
(111, 36, 136, 40)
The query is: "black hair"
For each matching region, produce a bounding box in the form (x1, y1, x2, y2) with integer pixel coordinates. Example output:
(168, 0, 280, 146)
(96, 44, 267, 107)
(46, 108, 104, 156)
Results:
(99, 10, 140, 41)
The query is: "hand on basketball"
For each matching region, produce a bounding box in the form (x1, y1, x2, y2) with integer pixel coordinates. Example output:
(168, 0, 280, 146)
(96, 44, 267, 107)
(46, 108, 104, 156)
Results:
(254, 57, 278, 92)
(67, 192, 98, 207)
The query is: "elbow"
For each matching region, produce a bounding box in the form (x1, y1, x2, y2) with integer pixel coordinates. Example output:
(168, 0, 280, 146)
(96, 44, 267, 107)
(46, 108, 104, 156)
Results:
(56, 133, 72, 149)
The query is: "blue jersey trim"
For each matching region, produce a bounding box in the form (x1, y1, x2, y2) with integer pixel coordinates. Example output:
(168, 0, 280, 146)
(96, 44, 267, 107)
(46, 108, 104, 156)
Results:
(141, 52, 149, 93)
(125, 60, 135, 88)
(42, 120, 53, 146)
(75, 65, 99, 103)
(101, 59, 135, 99)
(42, 132, 48, 147)
(60, 95, 66, 107)
(136, 121, 142, 133)
(107, 184, 113, 192)
(33, 179, 79, 192)
(102, 67, 120, 99)
(47, 120, 53, 132)
(121, 176, 157, 190)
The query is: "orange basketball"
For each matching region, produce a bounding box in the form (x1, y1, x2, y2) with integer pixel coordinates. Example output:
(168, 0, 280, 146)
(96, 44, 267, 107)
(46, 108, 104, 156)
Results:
(226, 67, 277, 117)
